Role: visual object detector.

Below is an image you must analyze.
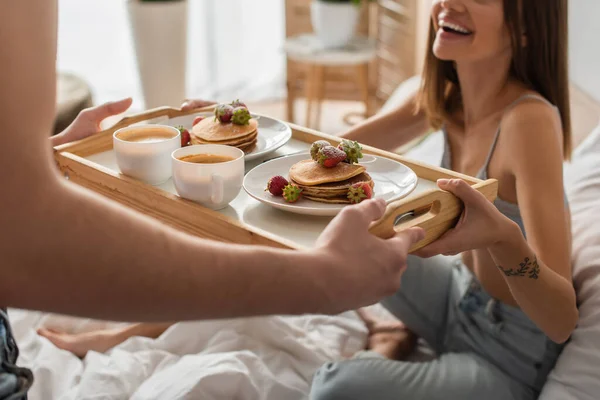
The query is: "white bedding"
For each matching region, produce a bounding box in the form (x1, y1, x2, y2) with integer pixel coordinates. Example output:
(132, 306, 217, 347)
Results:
(8, 308, 378, 400)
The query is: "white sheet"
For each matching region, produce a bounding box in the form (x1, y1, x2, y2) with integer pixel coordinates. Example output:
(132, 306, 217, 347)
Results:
(8, 307, 385, 400)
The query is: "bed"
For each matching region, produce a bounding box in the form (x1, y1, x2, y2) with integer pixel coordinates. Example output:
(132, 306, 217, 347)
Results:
(8, 308, 375, 399)
(9, 7, 600, 399)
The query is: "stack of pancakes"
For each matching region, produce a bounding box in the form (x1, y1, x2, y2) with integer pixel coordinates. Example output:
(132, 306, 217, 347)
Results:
(289, 159, 374, 204)
(191, 118, 258, 153)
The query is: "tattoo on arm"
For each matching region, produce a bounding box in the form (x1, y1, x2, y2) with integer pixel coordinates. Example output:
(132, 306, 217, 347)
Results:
(497, 257, 540, 279)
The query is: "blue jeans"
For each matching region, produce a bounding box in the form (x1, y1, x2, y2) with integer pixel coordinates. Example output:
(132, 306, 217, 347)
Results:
(310, 256, 565, 400)
(0, 309, 32, 400)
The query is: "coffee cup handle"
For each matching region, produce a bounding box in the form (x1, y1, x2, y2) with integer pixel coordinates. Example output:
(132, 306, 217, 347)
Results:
(210, 174, 224, 205)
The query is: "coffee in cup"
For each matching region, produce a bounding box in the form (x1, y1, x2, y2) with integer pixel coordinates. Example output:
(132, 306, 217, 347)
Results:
(177, 154, 236, 164)
(116, 129, 177, 144)
(113, 125, 181, 185)
(171, 145, 245, 210)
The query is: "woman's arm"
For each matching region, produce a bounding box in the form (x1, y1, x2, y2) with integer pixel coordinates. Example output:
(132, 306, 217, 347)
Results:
(413, 100, 577, 343)
(49, 98, 134, 147)
(340, 83, 429, 151)
(486, 101, 578, 344)
(0, 0, 424, 322)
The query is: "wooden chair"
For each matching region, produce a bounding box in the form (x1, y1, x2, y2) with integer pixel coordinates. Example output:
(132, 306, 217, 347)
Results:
(284, 0, 429, 125)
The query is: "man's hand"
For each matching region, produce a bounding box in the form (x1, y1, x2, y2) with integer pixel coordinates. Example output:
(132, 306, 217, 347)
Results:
(50, 98, 133, 146)
(315, 198, 425, 313)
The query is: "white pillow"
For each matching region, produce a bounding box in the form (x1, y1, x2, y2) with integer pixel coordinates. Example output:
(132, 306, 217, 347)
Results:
(539, 122, 600, 400)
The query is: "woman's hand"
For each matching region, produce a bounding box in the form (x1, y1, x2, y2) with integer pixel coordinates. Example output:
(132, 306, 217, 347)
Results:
(51, 98, 217, 147)
(50, 98, 133, 146)
(414, 179, 516, 258)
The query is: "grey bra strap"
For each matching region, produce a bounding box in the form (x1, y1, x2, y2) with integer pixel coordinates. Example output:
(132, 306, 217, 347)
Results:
(503, 94, 558, 116)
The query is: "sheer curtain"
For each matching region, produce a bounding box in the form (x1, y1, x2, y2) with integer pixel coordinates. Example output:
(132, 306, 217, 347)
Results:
(57, 0, 286, 111)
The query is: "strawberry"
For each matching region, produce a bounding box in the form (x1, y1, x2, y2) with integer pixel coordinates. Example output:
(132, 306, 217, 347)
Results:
(347, 182, 373, 204)
(230, 99, 247, 109)
(214, 104, 234, 123)
(310, 140, 331, 161)
(232, 107, 252, 125)
(265, 175, 289, 196)
(282, 184, 302, 203)
(176, 126, 191, 147)
(337, 139, 363, 164)
(317, 146, 347, 168)
(193, 116, 205, 126)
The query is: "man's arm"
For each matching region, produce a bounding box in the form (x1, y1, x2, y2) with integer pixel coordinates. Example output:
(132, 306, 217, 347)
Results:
(0, 0, 423, 322)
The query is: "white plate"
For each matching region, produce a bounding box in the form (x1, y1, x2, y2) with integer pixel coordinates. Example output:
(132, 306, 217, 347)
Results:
(243, 153, 419, 216)
(164, 112, 292, 162)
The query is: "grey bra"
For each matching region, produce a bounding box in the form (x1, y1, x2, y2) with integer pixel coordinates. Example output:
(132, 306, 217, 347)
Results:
(440, 94, 569, 238)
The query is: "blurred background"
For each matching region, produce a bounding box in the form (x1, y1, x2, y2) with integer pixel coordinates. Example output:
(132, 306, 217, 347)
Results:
(55, 0, 429, 135)
(55, 0, 600, 144)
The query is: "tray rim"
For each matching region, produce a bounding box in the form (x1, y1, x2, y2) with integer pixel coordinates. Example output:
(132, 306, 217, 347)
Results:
(53, 105, 498, 252)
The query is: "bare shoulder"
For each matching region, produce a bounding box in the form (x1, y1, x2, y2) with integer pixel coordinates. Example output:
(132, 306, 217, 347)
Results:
(499, 92, 564, 157)
(500, 93, 563, 174)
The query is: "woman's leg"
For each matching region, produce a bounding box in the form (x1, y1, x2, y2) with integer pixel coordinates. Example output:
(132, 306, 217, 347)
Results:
(378, 254, 459, 353)
(349, 255, 458, 361)
(37, 322, 173, 358)
(311, 257, 537, 400)
(310, 352, 534, 400)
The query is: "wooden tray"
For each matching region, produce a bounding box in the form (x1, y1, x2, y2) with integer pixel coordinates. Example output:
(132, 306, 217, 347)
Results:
(53, 106, 498, 252)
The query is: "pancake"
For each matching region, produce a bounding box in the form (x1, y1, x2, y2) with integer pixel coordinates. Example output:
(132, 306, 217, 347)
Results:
(191, 131, 257, 146)
(304, 177, 375, 204)
(192, 118, 259, 141)
(239, 142, 257, 153)
(304, 195, 354, 204)
(289, 159, 366, 186)
(291, 173, 373, 198)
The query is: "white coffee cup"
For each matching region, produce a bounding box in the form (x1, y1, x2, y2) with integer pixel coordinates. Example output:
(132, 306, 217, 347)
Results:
(172, 145, 245, 210)
(113, 125, 181, 185)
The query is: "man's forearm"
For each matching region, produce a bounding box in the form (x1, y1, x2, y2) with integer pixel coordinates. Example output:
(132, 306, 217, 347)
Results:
(1, 176, 330, 322)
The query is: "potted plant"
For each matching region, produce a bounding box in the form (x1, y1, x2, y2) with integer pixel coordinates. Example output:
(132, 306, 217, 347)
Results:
(126, 0, 188, 109)
(311, 0, 372, 49)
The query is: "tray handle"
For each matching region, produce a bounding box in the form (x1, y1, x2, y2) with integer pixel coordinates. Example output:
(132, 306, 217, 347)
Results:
(110, 104, 217, 132)
(369, 179, 497, 253)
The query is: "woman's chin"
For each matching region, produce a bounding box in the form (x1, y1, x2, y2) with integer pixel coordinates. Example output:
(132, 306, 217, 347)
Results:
(432, 48, 455, 61)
